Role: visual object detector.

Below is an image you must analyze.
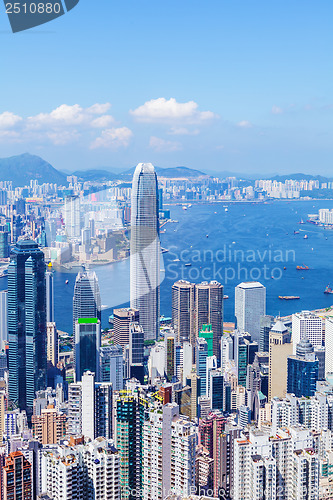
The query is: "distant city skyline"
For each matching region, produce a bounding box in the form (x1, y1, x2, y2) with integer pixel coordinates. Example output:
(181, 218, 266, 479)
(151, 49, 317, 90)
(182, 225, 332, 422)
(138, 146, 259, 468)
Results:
(0, 1, 332, 174)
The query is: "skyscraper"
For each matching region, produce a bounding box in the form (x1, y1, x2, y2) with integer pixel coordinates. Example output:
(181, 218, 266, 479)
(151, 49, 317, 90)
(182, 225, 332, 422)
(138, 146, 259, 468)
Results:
(195, 281, 224, 360)
(130, 163, 160, 341)
(73, 271, 101, 336)
(64, 194, 81, 239)
(292, 310, 323, 354)
(8, 239, 47, 416)
(113, 308, 139, 348)
(3, 451, 32, 500)
(129, 321, 144, 382)
(268, 320, 292, 401)
(74, 318, 101, 382)
(287, 339, 319, 397)
(172, 280, 195, 345)
(235, 281, 266, 343)
(45, 270, 54, 323)
(0, 290, 7, 350)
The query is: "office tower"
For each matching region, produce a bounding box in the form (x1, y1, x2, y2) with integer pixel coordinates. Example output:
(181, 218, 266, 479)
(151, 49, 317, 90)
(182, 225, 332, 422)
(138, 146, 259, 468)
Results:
(3, 451, 32, 500)
(172, 280, 195, 345)
(46, 322, 58, 368)
(45, 270, 54, 323)
(206, 355, 217, 398)
(41, 437, 120, 500)
(287, 341, 319, 397)
(188, 370, 200, 420)
(292, 310, 323, 354)
(0, 230, 9, 258)
(195, 281, 223, 360)
(73, 271, 101, 336)
(31, 405, 66, 444)
(74, 318, 101, 382)
(142, 403, 196, 500)
(259, 314, 274, 352)
(210, 369, 224, 410)
(64, 194, 81, 238)
(165, 335, 175, 381)
(130, 163, 160, 341)
(325, 317, 333, 377)
(268, 320, 292, 401)
(199, 324, 214, 357)
(0, 290, 7, 349)
(113, 308, 139, 348)
(100, 345, 124, 391)
(235, 332, 248, 388)
(196, 337, 208, 396)
(115, 390, 147, 500)
(8, 239, 47, 416)
(314, 345, 325, 380)
(0, 391, 5, 445)
(235, 281, 266, 343)
(68, 371, 113, 440)
(129, 322, 144, 382)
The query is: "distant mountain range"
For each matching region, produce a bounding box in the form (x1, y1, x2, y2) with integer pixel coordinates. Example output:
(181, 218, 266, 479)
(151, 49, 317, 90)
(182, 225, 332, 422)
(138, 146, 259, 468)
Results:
(270, 173, 333, 183)
(0, 153, 67, 187)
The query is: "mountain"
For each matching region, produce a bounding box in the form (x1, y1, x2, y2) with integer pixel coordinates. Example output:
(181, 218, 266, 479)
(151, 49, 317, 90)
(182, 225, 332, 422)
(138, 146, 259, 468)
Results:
(270, 173, 333, 182)
(0, 153, 67, 187)
(71, 169, 118, 182)
(120, 165, 207, 180)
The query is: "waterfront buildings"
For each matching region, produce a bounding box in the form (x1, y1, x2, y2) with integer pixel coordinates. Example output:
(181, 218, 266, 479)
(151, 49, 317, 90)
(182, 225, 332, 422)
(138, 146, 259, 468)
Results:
(64, 194, 81, 239)
(130, 163, 160, 341)
(235, 281, 266, 343)
(8, 239, 47, 417)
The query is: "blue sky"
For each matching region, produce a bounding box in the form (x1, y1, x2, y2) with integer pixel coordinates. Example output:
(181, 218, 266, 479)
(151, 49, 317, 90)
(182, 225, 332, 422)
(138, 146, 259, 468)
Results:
(0, 0, 332, 175)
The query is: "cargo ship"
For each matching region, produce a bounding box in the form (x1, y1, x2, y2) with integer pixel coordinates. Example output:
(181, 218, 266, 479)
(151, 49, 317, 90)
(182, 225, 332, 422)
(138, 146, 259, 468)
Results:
(296, 264, 309, 270)
(324, 285, 333, 294)
(279, 296, 300, 300)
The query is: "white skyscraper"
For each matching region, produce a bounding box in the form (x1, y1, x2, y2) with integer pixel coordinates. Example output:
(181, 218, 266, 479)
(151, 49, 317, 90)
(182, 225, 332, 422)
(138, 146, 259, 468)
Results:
(235, 282, 266, 342)
(292, 310, 323, 354)
(64, 194, 81, 239)
(130, 163, 160, 340)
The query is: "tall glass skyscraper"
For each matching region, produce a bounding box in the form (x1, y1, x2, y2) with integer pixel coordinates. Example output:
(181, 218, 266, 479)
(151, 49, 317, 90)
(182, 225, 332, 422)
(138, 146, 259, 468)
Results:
(73, 271, 101, 336)
(130, 163, 160, 341)
(8, 239, 47, 416)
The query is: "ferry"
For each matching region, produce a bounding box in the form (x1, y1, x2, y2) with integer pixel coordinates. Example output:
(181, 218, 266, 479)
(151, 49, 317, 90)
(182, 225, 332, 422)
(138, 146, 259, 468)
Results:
(65, 280, 69, 284)
(279, 296, 300, 300)
(324, 285, 333, 294)
(185, 263, 191, 267)
(304, 234, 308, 239)
(296, 265, 309, 270)
(223, 295, 229, 299)
(182, 206, 188, 210)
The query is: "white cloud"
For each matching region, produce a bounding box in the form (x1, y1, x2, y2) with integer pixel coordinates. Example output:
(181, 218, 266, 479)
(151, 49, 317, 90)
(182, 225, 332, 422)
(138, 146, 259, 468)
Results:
(87, 103, 111, 115)
(149, 136, 182, 152)
(237, 120, 253, 128)
(91, 115, 115, 128)
(272, 105, 283, 115)
(130, 98, 218, 123)
(168, 127, 200, 136)
(0, 112, 23, 129)
(90, 127, 133, 149)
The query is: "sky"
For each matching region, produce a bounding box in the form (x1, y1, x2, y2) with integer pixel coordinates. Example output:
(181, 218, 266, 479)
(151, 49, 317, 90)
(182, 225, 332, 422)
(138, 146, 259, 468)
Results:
(0, 0, 332, 175)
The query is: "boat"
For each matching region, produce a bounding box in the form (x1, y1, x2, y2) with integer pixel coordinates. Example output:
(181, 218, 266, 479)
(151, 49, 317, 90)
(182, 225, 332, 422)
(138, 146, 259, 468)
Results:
(223, 295, 229, 299)
(206, 234, 209, 238)
(185, 263, 191, 267)
(65, 280, 69, 284)
(173, 258, 180, 262)
(296, 265, 309, 270)
(294, 231, 299, 234)
(299, 219, 305, 224)
(225, 208, 228, 212)
(324, 285, 333, 294)
(283, 267, 287, 270)
(304, 234, 308, 239)
(182, 206, 188, 210)
(279, 294, 300, 300)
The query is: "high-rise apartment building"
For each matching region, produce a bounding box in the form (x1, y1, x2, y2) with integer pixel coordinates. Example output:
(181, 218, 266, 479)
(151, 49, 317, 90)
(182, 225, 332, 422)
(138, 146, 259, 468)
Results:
(31, 405, 66, 444)
(235, 281, 266, 343)
(73, 271, 101, 337)
(74, 318, 101, 382)
(142, 403, 196, 500)
(130, 163, 160, 341)
(8, 239, 47, 416)
(41, 437, 120, 500)
(3, 451, 32, 500)
(292, 310, 323, 354)
(68, 371, 113, 440)
(196, 337, 208, 396)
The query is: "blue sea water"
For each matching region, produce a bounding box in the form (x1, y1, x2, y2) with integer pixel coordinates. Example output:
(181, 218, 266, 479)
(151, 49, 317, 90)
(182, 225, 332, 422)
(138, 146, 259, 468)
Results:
(1, 200, 333, 333)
